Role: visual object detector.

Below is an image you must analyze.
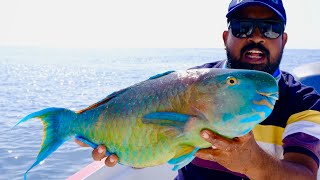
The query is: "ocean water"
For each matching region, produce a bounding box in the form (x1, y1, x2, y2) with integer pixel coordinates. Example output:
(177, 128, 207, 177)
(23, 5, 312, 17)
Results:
(0, 47, 319, 180)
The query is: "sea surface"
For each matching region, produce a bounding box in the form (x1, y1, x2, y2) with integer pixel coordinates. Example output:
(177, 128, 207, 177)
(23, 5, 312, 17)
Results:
(0, 47, 319, 180)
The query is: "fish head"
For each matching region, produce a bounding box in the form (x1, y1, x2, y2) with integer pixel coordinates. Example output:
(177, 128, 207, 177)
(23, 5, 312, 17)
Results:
(194, 68, 278, 138)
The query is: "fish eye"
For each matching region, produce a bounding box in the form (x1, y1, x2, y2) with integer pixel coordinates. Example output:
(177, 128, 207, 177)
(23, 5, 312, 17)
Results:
(227, 76, 238, 85)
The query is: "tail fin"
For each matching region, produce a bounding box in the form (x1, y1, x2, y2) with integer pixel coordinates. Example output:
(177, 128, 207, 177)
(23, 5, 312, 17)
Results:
(14, 107, 77, 180)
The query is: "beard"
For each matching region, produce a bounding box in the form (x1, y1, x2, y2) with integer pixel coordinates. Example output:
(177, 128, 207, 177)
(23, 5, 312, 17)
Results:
(226, 43, 284, 75)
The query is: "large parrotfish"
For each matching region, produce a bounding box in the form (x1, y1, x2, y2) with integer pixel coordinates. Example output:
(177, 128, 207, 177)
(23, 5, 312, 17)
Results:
(16, 68, 278, 179)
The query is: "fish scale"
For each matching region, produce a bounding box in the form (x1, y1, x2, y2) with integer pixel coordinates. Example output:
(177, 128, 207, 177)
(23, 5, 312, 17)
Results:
(15, 68, 279, 179)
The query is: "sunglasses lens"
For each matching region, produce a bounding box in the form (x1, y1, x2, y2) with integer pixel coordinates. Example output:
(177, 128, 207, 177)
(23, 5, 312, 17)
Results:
(259, 21, 284, 39)
(230, 20, 284, 39)
(230, 21, 254, 38)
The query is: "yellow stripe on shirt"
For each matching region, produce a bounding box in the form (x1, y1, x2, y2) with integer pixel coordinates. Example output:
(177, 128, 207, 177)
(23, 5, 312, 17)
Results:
(253, 110, 320, 146)
(287, 110, 320, 125)
(253, 125, 284, 146)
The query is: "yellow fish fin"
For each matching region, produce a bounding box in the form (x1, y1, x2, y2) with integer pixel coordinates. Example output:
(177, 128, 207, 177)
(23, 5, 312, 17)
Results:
(168, 145, 199, 170)
(173, 145, 195, 159)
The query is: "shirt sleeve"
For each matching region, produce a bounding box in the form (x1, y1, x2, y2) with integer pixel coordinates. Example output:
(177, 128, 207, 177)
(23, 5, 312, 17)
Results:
(282, 110, 320, 166)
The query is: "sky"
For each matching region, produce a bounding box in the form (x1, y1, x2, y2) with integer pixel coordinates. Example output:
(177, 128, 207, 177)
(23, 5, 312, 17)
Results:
(0, 0, 319, 49)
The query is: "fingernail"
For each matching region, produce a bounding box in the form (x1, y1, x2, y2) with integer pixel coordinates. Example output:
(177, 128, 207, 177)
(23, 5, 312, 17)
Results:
(212, 145, 217, 149)
(98, 147, 103, 154)
(109, 157, 115, 163)
(201, 131, 209, 139)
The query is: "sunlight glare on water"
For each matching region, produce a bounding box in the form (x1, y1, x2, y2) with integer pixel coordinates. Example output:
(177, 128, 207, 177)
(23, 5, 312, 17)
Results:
(0, 48, 319, 180)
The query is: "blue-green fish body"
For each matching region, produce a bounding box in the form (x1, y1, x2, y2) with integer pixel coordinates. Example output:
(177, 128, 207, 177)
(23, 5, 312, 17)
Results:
(16, 68, 278, 178)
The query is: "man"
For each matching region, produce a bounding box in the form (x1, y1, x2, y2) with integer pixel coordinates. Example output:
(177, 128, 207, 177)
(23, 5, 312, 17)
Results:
(76, 0, 320, 179)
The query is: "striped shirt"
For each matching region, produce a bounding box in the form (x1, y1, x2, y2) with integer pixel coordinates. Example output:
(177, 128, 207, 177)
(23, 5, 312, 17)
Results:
(176, 61, 320, 180)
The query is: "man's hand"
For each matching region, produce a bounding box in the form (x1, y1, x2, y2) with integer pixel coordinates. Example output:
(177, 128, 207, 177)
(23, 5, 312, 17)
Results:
(75, 139, 118, 167)
(195, 130, 260, 175)
(195, 129, 318, 180)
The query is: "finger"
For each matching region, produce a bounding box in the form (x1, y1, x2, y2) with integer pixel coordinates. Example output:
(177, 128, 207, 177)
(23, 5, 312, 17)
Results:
(92, 145, 107, 161)
(105, 154, 118, 167)
(75, 139, 90, 147)
(195, 148, 220, 161)
(196, 148, 220, 155)
(200, 130, 233, 148)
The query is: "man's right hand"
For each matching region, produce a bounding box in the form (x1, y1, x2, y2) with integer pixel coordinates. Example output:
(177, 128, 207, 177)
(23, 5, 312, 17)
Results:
(75, 139, 118, 167)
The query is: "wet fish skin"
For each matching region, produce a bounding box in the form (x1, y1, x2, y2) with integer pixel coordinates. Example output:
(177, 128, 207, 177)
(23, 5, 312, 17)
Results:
(15, 68, 278, 179)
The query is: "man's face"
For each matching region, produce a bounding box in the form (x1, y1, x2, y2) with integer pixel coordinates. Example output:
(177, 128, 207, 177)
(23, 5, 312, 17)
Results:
(223, 5, 288, 75)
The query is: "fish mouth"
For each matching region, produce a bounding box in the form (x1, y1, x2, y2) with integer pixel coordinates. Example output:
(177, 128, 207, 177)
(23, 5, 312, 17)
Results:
(236, 91, 278, 133)
(257, 91, 279, 101)
(239, 91, 278, 125)
(253, 91, 278, 110)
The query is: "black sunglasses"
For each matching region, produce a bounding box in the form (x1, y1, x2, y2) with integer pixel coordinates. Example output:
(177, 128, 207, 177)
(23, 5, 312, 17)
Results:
(228, 19, 285, 39)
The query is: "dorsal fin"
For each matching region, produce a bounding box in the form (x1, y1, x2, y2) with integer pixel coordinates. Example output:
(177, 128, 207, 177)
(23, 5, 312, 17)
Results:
(77, 88, 127, 114)
(77, 71, 175, 114)
(148, 70, 175, 80)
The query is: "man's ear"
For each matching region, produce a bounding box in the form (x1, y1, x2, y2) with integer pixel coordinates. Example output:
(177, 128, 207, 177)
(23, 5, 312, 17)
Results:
(282, 32, 288, 46)
(223, 31, 229, 47)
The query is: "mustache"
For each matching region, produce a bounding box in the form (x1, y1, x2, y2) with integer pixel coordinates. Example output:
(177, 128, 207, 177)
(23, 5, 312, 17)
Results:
(240, 43, 270, 57)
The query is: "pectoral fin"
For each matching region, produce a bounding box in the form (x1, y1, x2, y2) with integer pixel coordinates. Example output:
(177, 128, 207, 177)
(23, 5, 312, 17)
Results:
(168, 145, 200, 170)
(142, 112, 192, 131)
(143, 112, 199, 170)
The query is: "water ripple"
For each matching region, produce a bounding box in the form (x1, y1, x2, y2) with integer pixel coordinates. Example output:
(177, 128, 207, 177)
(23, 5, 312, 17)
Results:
(1, 48, 319, 179)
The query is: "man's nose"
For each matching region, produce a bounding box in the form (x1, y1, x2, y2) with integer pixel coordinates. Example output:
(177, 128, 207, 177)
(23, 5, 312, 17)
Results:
(248, 27, 265, 44)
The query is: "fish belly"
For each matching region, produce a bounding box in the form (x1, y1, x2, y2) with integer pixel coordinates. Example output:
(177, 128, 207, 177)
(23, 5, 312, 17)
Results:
(114, 122, 179, 167)
(83, 115, 179, 167)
